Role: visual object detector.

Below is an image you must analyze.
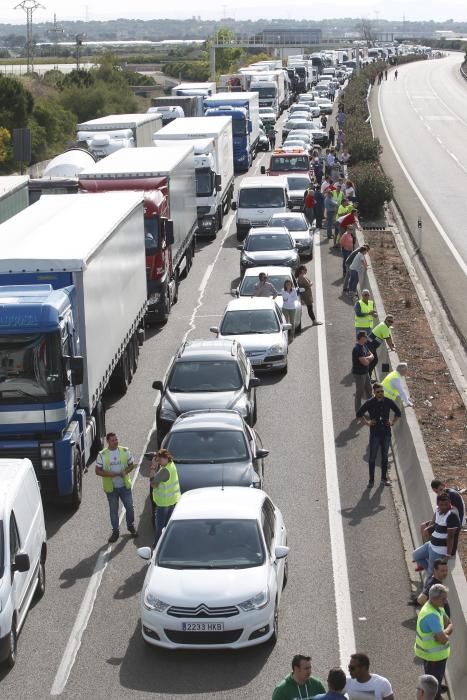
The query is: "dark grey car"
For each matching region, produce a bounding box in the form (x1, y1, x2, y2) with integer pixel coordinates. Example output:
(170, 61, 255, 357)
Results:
(239, 227, 300, 275)
(161, 410, 268, 492)
(153, 339, 259, 444)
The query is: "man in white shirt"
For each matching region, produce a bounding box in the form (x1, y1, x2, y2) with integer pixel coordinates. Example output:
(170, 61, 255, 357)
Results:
(346, 653, 394, 700)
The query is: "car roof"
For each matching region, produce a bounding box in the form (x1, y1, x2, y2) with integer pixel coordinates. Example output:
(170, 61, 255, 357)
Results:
(246, 226, 290, 236)
(270, 212, 307, 221)
(242, 265, 293, 278)
(176, 339, 239, 361)
(172, 486, 267, 521)
(239, 176, 288, 189)
(0, 459, 34, 511)
(170, 409, 245, 432)
(225, 297, 279, 312)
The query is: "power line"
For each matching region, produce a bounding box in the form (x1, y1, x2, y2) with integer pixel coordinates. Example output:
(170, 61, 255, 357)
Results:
(14, 0, 45, 74)
(47, 12, 64, 71)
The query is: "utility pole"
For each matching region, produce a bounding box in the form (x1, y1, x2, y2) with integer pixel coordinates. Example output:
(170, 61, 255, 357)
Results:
(47, 12, 63, 71)
(14, 0, 45, 74)
(75, 33, 85, 71)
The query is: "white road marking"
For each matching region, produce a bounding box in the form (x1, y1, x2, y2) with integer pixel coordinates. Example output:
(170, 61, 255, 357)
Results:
(448, 152, 459, 162)
(50, 212, 235, 696)
(436, 136, 443, 144)
(314, 239, 356, 664)
(378, 85, 467, 277)
(424, 115, 457, 121)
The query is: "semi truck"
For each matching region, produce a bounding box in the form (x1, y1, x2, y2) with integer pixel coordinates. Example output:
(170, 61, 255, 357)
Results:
(28, 148, 97, 204)
(204, 92, 259, 172)
(76, 113, 162, 159)
(0, 192, 147, 506)
(151, 95, 205, 119)
(171, 82, 216, 97)
(0, 176, 29, 224)
(79, 145, 197, 323)
(153, 115, 234, 237)
(249, 70, 286, 116)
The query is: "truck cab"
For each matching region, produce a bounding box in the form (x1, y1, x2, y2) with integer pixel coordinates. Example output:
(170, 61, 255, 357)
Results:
(261, 148, 311, 177)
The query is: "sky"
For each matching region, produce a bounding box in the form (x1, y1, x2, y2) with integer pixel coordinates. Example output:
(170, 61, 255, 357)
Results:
(1, 0, 467, 24)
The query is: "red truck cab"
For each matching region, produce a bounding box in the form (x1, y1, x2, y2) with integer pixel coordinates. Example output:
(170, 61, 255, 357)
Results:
(261, 148, 312, 177)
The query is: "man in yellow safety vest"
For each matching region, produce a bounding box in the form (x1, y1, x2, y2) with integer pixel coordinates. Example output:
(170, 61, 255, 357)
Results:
(96, 432, 137, 543)
(150, 448, 181, 548)
(414, 584, 452, 697)
(354, 289, 377, 337)
(382, 362, 413, 407)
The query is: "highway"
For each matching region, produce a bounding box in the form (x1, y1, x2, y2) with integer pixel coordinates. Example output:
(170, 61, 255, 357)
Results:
(376, 53, 467, 340)
(0, 142, 419, 698)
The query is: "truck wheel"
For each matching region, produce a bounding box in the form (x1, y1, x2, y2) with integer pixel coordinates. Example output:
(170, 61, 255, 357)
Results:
(34, 555, 46, 600)
(217, 206, 223, 231)
(173, 271, 179, 304)
(71, 449, 82, 510)
(128, 340, 135, 382)
(132, 333, 139, 372)
(92, 401, 106, 455)
(161, 289, 171, 325)
(111, 348, 131, 394)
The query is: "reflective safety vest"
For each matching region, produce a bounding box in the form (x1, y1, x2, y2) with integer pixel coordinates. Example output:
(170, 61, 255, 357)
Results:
(152, 460, 181, 507)
(382, 370, 400, 401)
(370, 321, 391, 341)
(414, 601, 450, 662)
(354, 298, 375, 329)
(99, 446, 132, 493)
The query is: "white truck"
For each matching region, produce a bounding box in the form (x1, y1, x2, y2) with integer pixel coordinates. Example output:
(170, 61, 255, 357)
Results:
(152, 95, 204, 118)
(0, 192, 147, 505)
(153, 115, 234, 237)
(240, 69, 286, 116)
(171, 82, 216, 97)
(0, 176, 29, 224)
(76, 113, 162, 159)
(28, 148, 97, 203)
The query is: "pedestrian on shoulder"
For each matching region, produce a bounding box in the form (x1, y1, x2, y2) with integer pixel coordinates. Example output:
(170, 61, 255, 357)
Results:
(320, 114, 328, 129)
(254, 272, 278, 298)
(281, 279, 298, 341)
(296, 264, 322, 327)
(414, 584, 452, 698)
(429, 478, 465, 526)
(328, 125, 335, 147)
(272, 654, 326, 700)
(314, 185, 324, 228)
(339, 226, 354, 276)
(394, 69, 398, 80)
(348, 245, 370, 296)
(417, 559, 451, 616)
(354, 289, 377, 336)
(346, 653, 394, 700)
(352, 331, 374, 413)
(356, 382, 401, 487)
(384, 69, 388, 80)
(416, 674, 439, 700)
(366, 315, 396, 376)
(150, 448, 181, 548)
(313, 668, 347, 699)
(412, 493, 461, 576)
(324, 190, 339, 240)
(304, 187, 315, 226)
(95, 432, 138, 543)
(382, 362, 413, 407)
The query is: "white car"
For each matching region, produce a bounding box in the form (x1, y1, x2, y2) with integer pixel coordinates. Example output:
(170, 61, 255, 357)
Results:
(210, 297, 290, 373)
(138, 487, 289, 649)
(233, 265, 303, 332)
(269, 211, 314, 259)
(290, 102, 320, 119)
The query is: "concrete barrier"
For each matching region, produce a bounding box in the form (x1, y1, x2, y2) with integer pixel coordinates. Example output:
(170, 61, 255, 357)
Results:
(357, 230, 467, 700)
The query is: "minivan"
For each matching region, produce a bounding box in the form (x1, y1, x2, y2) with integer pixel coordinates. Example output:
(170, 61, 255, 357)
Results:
(231, 176, 291, 241)
(0, 459, 47, 668)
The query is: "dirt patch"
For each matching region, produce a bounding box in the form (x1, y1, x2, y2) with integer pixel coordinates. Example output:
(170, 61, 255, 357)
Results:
(364, 229, 467, 575)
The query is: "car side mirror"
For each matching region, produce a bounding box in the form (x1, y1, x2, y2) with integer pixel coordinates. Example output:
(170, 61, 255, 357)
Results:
(230, 287, 239, 297)
(152, 380, 163, 391)
(12, 551, 30, 573)
(255, 448, 269, 458)
(283, 323, 292, 331)
(274, 545, 289, 560)
(165, 219, 175, 246)
(260, 166, 266, 175)
(215, 174, 222, 191)
(231, 201, 237, 211)
(137, 546, 152, 561)
(237, 244, 243, 250)
(209, 326, 219, 334)
(249, 377, 260, 388)
(70, 356, 84, 386)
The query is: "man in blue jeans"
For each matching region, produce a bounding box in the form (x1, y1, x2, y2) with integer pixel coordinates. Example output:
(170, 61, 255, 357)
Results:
(356, 382, 401, 488)
(96, 432, 137, 543)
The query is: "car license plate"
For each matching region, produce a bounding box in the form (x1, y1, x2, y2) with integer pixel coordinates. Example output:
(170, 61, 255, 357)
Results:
(182, 622, 224, 632)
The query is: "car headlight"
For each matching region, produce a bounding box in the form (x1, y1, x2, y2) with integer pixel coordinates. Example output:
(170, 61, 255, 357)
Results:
(40, 445, 54, 458)
(267, 344, 283, 354)
(159, 403, 177, 422)
(238, 589, 269, 611)
(143, 591, 169, 612)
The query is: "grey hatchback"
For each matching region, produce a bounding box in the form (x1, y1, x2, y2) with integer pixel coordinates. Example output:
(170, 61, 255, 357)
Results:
(153, 339, 259, 445)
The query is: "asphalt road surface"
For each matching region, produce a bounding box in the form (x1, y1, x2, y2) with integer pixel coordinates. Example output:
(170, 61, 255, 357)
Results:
(0, 132, 420, 699)
(376, 53, 467, 340)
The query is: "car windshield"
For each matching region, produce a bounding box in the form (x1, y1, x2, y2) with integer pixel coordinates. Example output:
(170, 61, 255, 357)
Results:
(0, 332, 63, 403)
(286, 177, 311, 191)
(168, 361, 242, 392)
(239, 274, 291, 295)
(221, 309, 280, 335)
(157, 519, 265, 569)
(238, 188, 285, 209)
(245, 233, 293, 251)
(270, 155, 309, 172)
(165, 429, 249, 463)
(270, 216, 307, 232)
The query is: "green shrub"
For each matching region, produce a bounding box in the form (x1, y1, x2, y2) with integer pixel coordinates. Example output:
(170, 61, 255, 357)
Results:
(350, 163, 394, 217)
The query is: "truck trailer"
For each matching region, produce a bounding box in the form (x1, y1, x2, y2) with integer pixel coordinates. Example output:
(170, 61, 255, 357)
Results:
(0, 176, 29, 224)
(151, 95, 205, 119)
(79, 145, 197, 323)
(76, 113, 162, 159)
(204, 92, 259, 172)
(0, 192, 147, 506)
(153, 115, 234, 236)
(28, 148, 97, 204)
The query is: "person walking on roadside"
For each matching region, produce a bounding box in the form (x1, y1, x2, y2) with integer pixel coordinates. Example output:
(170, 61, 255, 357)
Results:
(416, 675, 439, 700)
(352, 331, 374, 413)
(321, 175, 334, 195)
(269, 129, 277, 150)
(324, 190, 339, 241)
(382, 362, 413, 407)
(253, 272, 278, 298)
(384, 69, 388, 80)
(313, 668, 347, 699)
(412, 493, 461, 576)
(320, 114, 328, 129)
(345, 653, 394, 700)
(281, 279, 298, 341)
(394, 69, 398, 80)
(328, 125, 335, 147)
(336, 108, 346, 129)
(414, 584, 452, 698)
(296, 264, 322, 328)
(95, 432, 138, 543)
(417, 559, 451, 616)
(304, 186, 315, 226)
(340, 226, 354, 276)
(348, 245, 370, 297)
(356, 382, 401, 488)
(367, 315, 396, 376)
(354, 289, 377, 336)
(314, 185, 324, 228)
(150, 448, 181, 548)
(272, 654, 326, 700)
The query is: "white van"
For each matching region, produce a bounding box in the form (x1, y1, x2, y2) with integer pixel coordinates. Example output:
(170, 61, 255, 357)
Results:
(232, 176, 291, 241)
(0, 459, 47, 668)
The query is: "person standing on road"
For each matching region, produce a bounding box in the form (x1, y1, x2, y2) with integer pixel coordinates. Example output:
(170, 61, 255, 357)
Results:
(328, 125, 335, 148)
(352, 331, 374, 413)
(412, 493, 461, 576)
(95, 432, 138, 543)
(281, 279, 298, 341)
(417, 559, 451, 616)
(296, 264, 322, 328)
(339, 226, 354, 276)
(356, 382, 401, 488)
(414, 584, 452, 698)
(367, 315, 396, 376)
(269, 129, 277, 149)
(324, 190, 339, 241)
(150, 448, 181, 547)
(272, 654, 326, 700)
(384, 69, 388, 80)
(382, 362, 413, 407)
(348, 245, 370, 297)
(313, 668, 347, 699)
(429, 478, 465, 525)
(354, 289, 377, 336)
(394, 69, 398, 80)
(314, 185, 324, 228)
(416, 675, 439, 700)
(320, 114, 328, 129)
(345, 653, 394, 700)
(253, 272, 278, 298)
(304, 186, 315, 226)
